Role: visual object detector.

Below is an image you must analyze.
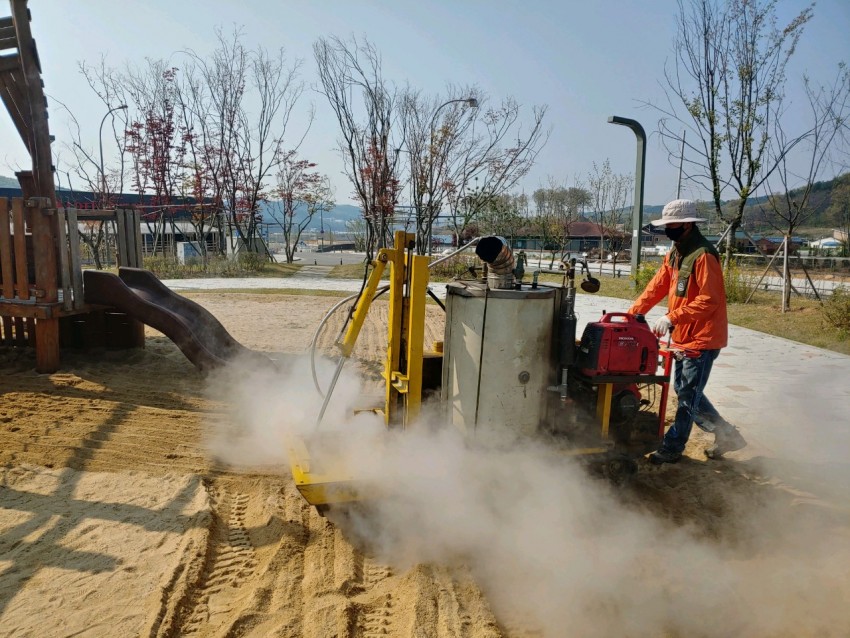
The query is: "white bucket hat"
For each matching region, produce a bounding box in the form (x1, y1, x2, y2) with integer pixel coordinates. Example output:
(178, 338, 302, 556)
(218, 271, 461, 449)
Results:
(650, 199, 706, 226)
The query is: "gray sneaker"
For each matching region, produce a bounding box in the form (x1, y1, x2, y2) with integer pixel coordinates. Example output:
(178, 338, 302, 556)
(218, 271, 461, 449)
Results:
(649, 448, 682, 465)
(705, 425, 747, 459)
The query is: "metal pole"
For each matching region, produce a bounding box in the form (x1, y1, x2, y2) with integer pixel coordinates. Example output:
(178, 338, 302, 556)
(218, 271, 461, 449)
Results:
(782, 235, 789, 313)
(608, 116, 646, 286)
(98, 104, 128, 206)
(676, 130, 686, 199)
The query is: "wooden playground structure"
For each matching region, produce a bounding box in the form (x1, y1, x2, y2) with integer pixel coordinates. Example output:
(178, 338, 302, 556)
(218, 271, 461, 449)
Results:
(0, 0, 143, 372)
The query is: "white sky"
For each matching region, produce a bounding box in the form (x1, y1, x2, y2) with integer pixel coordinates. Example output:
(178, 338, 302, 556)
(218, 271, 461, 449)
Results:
(2, 0, 848, 207)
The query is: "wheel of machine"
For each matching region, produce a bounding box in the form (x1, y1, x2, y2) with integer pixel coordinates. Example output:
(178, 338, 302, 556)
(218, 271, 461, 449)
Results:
(602, 457, 638, 486)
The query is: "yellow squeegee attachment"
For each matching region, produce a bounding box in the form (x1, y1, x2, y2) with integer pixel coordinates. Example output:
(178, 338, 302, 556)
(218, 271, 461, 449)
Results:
(286, 434, 363, 506)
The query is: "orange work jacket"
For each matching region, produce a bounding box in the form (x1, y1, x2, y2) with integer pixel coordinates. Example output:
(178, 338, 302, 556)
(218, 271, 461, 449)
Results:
(628, 246, 728, 351)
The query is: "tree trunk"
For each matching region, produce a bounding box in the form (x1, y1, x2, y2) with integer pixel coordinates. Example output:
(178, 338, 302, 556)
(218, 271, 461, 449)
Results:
(724, 218, 741, 266)
(782, 235, 791, 312)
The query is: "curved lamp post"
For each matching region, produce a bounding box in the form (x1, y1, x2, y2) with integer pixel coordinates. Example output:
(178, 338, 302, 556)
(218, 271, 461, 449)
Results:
(608, 115, 646, 284)
(430, 97, 478, 134)
(426, 97, 478, 253)
(99, 104, 128, 204)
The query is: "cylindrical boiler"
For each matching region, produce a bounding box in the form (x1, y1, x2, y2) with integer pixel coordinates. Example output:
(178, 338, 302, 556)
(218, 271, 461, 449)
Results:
(441, 281, 558, 439)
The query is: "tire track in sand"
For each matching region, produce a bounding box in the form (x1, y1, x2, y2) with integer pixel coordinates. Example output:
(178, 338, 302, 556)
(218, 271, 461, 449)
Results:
(181, 485, 258, 635)
(355, 556, 396, 637)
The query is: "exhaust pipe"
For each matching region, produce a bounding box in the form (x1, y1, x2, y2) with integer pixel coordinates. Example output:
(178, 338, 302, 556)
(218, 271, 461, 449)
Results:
(581, 276, 601, 293)
(577, 257, 600, 293)
(475, 236, 515, 289)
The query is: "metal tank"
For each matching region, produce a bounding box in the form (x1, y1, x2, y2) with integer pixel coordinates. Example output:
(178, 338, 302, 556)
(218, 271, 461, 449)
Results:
(441, 280, 559, 439)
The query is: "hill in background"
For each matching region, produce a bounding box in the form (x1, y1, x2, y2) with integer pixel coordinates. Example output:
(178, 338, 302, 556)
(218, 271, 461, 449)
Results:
(1, 173, 845, 233)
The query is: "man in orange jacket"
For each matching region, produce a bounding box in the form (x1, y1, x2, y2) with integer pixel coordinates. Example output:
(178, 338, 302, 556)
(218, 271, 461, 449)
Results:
(629, 199, 746, 464)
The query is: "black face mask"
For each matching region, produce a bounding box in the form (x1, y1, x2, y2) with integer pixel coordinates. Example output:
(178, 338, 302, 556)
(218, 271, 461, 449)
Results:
(665, 225, 687, 241)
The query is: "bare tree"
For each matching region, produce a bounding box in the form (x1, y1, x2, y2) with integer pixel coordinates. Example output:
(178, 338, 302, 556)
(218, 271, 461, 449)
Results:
(475, 192, 525, 241)
(653, 0, 813, 262)
(399, 87, 480, 253)
(762, 65, 850, 309)
(444, 98, 549, 243)
(182, 28, 307, 257)
(54, 62, 130, 267)
(123, 62, 187, 256)
(345, 218, 369, 252)
(587, 159, 632, 273)
(531, 178, 589, 266)
(266, 153, 335, 263)
(72, 30, 308, 266)
(560, 184, 592, 258)
(314, 35, 400, 256)
(530, 185, 561, 266)
(78, 57, 131, 203)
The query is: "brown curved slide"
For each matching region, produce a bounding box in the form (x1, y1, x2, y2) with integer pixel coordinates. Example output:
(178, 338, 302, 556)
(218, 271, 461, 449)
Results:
(84, 267, 271, 372)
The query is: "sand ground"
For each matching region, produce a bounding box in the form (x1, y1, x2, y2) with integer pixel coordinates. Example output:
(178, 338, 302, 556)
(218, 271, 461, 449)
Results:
(1, 292, 848, 637)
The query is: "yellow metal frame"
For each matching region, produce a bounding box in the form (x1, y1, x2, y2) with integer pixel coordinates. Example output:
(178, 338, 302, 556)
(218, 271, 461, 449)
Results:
(383, 230, 429, 427)
(334, 230, 429, 426)
(595, 383, 614, 439)
(288, 231, 431, 505)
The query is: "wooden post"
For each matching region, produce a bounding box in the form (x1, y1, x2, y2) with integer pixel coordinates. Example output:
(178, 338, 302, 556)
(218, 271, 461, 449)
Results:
(133, 209, 143, 267)
(11, 198, 28, 299)
(66, 208, 84, 308)
(56, 206, 72, 310)
(11, 1, 56, 203)
(116, 208, 128, 266)
(17, 174, 61, 372)
(30, 203, 60, 372)
(0, 197, 14, 298)
(0, 197, 13, 343)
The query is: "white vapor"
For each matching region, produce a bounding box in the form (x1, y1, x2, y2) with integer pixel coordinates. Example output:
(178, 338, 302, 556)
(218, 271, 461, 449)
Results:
(204, 354, 850, 637)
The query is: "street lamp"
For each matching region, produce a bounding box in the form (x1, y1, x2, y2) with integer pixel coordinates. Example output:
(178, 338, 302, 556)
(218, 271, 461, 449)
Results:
(427, 97, 478, 253)
(99, 104, 128, 206)
(429, 97, 478, 135)
(608, 115, 646, 284)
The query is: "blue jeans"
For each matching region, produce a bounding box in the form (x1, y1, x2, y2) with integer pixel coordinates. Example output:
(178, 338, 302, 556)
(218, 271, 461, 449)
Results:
(661, 349, 722, 454)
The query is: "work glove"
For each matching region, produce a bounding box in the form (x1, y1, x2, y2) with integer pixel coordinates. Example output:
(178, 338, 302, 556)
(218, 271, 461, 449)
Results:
(653, 315, 673, 337)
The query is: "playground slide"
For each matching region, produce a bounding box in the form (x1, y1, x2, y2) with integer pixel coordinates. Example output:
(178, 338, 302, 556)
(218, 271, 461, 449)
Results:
(84, 267, 271, 372)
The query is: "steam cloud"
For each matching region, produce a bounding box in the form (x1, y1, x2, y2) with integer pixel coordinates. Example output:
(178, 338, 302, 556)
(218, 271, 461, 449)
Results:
(205, 354, 850, 637)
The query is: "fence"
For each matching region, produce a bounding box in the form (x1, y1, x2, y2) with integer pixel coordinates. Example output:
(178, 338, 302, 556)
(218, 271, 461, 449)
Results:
(0, 199, 143, 370)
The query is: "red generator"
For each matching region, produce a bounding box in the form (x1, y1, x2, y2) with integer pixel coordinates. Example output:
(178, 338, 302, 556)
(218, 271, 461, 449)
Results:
(576, 312, 659, 377)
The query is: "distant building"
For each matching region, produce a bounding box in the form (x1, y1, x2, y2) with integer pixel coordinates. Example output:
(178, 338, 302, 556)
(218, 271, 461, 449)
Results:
(510, 219, 628, 254)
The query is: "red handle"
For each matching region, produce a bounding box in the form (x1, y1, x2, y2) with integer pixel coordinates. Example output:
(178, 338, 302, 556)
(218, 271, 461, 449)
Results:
(600, 311, 635, 323)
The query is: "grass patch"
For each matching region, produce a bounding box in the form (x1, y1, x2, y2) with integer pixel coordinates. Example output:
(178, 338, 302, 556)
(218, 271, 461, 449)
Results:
(143, 255, 300, 279)
(727, 294, 849, 355)
(329, 262, 373, 279)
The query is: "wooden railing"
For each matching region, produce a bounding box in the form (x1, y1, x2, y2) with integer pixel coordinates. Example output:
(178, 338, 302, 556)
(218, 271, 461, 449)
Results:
(0, 198, 143, 368)
(0, 197, 34, 345)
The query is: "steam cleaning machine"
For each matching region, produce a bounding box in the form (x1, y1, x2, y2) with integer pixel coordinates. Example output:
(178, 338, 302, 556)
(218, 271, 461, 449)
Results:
(288, 232, 672, 506)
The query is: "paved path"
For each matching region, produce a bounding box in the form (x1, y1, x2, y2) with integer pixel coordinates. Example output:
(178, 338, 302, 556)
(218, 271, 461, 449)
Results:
(161, 274, 849, 465)
(572, 295, 850, 466)
(296, 265, 334, 278)
(161, 275, 450, 297)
